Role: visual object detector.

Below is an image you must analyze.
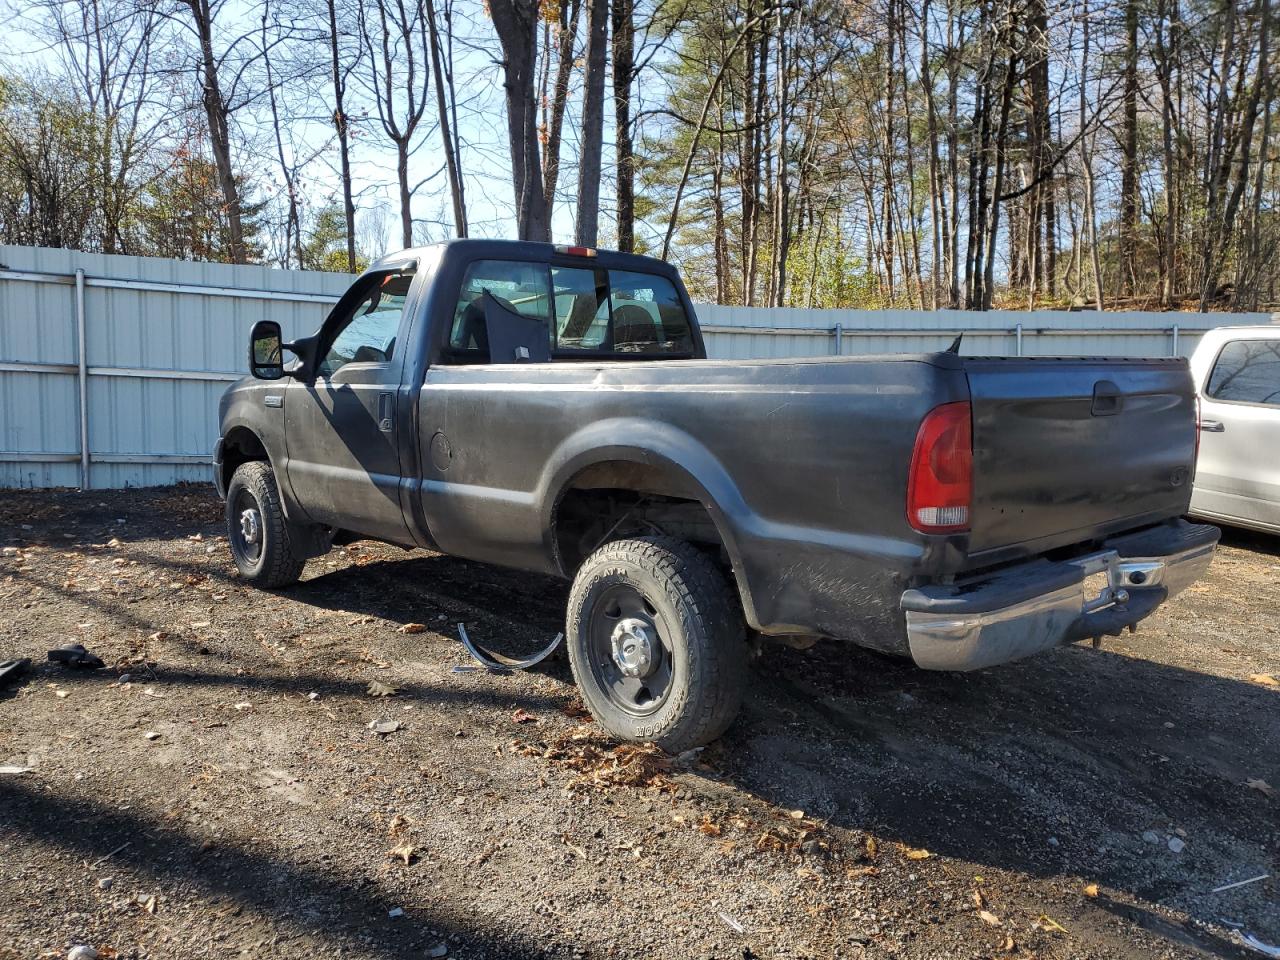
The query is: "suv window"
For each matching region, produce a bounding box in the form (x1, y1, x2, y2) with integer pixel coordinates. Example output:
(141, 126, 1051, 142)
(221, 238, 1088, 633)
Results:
(450, 260, 550, 352)
(319, 272, 413, 376)
(1206, 339, 1280, 405)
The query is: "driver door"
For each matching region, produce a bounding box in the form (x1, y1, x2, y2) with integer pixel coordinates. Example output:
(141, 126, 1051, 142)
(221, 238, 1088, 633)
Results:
(284, 271, 417, 543)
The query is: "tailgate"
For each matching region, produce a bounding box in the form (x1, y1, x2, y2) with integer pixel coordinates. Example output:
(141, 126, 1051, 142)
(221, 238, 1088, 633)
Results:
(963, 358, 1196, 556)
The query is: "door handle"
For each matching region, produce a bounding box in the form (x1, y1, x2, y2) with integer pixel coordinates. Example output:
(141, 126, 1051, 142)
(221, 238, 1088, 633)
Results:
(378, 392, 394, 432)
(1199, 419, 1225, 433)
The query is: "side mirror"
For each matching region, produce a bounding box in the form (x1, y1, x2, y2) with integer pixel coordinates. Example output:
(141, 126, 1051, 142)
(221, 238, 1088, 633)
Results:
(249, 320, 286, 380)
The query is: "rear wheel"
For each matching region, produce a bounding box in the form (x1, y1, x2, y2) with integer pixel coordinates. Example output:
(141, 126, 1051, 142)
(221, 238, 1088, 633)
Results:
(225, 461, 307, 587)
(566, 536, 745, 752)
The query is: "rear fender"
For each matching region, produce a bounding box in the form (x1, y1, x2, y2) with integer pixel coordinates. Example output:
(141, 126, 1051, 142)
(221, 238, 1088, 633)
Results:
(538, 418, 763, 628)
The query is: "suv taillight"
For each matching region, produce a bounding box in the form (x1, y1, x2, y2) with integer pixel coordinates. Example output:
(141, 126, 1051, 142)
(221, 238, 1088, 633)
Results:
(907, 401, 973, 533)
(1192, 395, 1201, 481)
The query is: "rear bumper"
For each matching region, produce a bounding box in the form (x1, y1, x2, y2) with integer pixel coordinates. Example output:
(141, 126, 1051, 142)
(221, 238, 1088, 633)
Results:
(902, 520, 1219, 671)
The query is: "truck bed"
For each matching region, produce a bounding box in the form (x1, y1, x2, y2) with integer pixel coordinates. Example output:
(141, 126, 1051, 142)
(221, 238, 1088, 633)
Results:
(414, 351, 1197, 652)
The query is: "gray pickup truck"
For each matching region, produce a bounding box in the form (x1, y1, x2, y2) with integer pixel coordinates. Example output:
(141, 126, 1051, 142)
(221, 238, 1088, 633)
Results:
(214, 239, 1218, 750)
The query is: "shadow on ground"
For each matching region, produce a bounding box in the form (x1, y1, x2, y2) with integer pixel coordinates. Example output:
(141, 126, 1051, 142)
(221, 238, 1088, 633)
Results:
(0, 777, 560, 959)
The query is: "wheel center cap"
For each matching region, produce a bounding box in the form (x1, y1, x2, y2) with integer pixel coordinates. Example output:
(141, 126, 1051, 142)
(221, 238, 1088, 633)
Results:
(239, 508, 261, 545)
(610, 617, 655, 678)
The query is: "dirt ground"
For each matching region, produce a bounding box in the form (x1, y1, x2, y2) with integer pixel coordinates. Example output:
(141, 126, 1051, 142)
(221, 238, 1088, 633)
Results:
(1, 485, 1277, 960)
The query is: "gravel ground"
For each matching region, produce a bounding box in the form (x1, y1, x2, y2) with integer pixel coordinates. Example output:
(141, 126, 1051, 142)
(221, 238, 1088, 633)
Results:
(1, 485, 1277, 960)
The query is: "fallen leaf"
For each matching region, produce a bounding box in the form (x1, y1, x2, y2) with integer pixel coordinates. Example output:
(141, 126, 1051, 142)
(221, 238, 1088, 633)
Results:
(973, 889, 987, 909)
(1083, 883, 1099, 897)
(1001, 934, 1016, 952)
(512, 708, 537, 724)
(978, 909, 1001, 926)
(367, 680, 399, 697)
(697, 817, 722, 837)
(388, 843, 416, 865)
(904, 846, 931, 860)
(1246, 778, 1276, 797)
(1249, 673, 1278, 687)
(1035, 914, 1068, 934)
(789, 809, 806, 820)
(865, 836, 878, 860)
(399, 622, 427, 634)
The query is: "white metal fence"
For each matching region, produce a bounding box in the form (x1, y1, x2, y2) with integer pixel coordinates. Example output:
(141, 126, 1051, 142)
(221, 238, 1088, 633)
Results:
(1, 244, 1273, 490)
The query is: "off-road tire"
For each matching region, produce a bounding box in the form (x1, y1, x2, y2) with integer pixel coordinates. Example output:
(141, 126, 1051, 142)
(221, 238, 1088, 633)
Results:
(225, 461, 307, 588)
(566, 536, 746, 752)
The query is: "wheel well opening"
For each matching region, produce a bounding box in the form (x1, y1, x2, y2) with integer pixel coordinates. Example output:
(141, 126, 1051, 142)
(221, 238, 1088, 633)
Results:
(552, 461, 730, 575)
(221, 428, 269, 491)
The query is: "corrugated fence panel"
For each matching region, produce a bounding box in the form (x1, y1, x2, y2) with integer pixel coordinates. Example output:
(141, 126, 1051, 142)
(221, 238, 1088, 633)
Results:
(697, 306, 1271, 360)
(2, 245, 1276, 489)
(1, 245, 351, 489)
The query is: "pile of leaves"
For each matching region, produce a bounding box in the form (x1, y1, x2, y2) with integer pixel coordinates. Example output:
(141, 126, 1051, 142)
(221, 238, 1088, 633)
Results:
(515, 726, 676, 793)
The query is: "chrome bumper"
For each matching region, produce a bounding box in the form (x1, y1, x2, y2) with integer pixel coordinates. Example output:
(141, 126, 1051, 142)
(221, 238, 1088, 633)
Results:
(903, 523, 1218, 672)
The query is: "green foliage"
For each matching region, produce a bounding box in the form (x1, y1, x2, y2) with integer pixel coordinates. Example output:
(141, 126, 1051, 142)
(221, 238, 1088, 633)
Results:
(0, 73, 269, 263)
(299, 205, 366, 272)
(0, 77, 101, 249)
(135, 145, 265, 262)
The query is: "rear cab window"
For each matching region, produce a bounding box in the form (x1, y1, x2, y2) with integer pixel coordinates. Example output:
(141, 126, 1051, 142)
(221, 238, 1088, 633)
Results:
(447, 258, 694, 362)
(1205, 339, 1280, 406)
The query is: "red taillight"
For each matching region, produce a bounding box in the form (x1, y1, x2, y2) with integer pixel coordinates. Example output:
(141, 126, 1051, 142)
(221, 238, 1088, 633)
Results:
(554, 245, 597, 258)
(907, 401, 973, 533)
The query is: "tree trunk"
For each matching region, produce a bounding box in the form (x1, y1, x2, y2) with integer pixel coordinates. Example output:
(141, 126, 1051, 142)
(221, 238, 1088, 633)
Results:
(541, 0, 582, 214)
(326, 0, 357, 271)
(611, 0, 634, 251)
(1119, 0, 1139, 295)
(491, 0, 550, 241)
(426, 0, 467, 237)
(187, 0, 246, 263)
(575, 0, 608, 246)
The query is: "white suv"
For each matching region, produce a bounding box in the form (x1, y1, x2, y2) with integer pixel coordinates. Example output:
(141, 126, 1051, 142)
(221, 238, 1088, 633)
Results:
(1189, 325, 1280, 534)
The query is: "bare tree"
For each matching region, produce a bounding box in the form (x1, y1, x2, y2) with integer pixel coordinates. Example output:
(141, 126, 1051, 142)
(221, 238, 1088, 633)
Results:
(576, 0, 609, 245)
(489, 0, 550, 240)
(358, 0, 432, 248)
(324, 0, 359, 270)
(424, 0, 467, 236)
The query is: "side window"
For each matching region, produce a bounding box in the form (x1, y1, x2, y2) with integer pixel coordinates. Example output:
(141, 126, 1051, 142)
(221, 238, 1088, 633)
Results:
(319, 273, 413, 377)
(450, 260, 550, 353)
(607, 270, 694, 354)
(552, 266, 611, 351)
(1206, 339, 1280, 405)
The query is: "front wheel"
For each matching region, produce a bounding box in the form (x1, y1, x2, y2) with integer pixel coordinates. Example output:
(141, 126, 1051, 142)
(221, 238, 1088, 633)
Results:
(566, 537, 746, 752)
(225, 461, 307, 587)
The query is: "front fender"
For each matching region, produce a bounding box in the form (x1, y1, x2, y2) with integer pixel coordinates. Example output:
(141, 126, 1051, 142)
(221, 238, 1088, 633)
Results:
(217, 381, 301, 522)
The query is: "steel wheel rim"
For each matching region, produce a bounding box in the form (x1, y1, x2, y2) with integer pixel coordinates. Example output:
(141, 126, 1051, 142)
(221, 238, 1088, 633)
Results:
(231, 489, 264, 563)
(587, 582, 674, 717)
